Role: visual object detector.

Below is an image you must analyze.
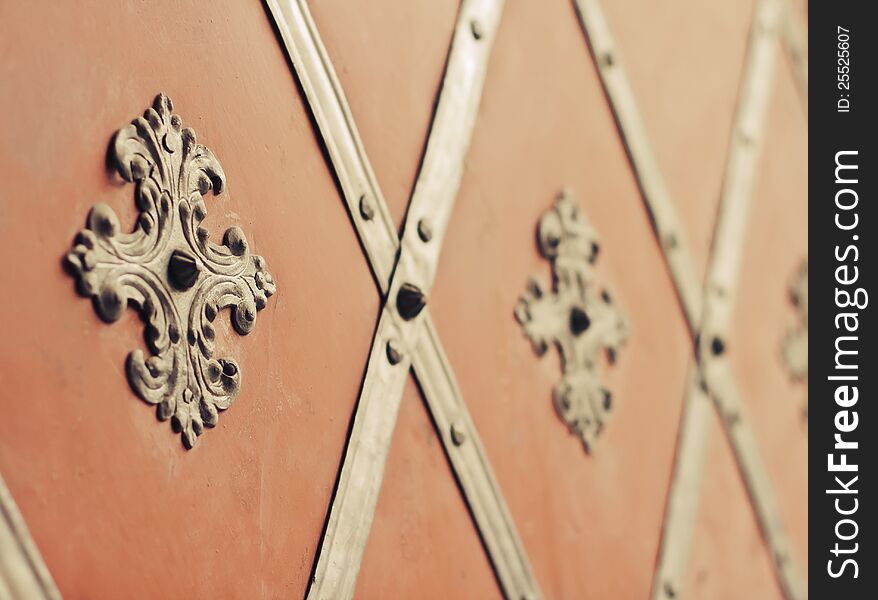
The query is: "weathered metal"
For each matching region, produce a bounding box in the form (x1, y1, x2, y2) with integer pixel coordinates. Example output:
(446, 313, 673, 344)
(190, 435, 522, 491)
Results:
(515, 190, 628, 451)
(572, 0, 806, 597)
(0, 0, 808, 597)
(63, 94, 277, 449)
(0, 476, 60, 600)
(265, 1, 540, 598)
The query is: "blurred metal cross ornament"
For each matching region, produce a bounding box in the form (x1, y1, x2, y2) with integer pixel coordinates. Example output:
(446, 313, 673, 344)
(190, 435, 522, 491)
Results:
(516, 189, 628, 451)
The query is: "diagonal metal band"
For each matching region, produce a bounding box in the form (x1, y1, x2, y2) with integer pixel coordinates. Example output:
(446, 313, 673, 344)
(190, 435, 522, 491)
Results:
(265, 1, 540, 599)
(695, 2, 805, 598)
(779, 0, 808, 112)
(0, 475, 61, 600)
(571, 0, 806, 598)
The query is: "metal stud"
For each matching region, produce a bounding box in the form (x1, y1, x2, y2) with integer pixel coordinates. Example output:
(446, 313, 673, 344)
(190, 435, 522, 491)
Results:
(358, 194, 374, 220)
(386, 339, 403, 365)
(396, 283, 426, 320)
(450, 422, 467, 446)
(470, 19, 483, 40)
(417, 218, 433, 242)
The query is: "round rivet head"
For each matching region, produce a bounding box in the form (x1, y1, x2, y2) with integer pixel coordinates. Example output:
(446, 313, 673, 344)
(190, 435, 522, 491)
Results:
(417, 219, 433, 242)
(168, 249, 201, 290)
(710, 336, 725, 356)
(359, 194, 374, 221)
(470, 19, 483, 40)
(725, 410, 741, 427)
(386, 339, 403, 365)
(602, 389, 612, 411)
(450, 422, 467, 446)
(569, 306, 590, 336)
(396, 283, 427, 320)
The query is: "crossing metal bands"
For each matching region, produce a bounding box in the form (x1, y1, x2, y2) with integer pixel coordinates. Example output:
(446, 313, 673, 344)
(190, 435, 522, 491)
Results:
(265, 1, 541, 598)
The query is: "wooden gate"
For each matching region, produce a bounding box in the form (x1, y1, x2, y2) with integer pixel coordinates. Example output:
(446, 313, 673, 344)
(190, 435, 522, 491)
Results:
(0, 0, 807, 598)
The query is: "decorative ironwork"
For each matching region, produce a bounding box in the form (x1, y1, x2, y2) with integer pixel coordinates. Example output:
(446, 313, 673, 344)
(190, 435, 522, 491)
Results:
(267, 1, 540, 597)
(781, 261, 808, 383)
(64, 93, 276, 449)
(515, 190, 628, 451)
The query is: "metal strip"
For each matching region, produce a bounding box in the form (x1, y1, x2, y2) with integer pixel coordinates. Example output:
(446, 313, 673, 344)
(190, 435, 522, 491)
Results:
(572, 0, 805, 598)
(567, 6, 709, 594)
(415, 318, 539, 600)
(305, 1, 506, 595)
(264, 2, 540, 599)
(263, 0, 397, 288)
(650, 371, 713, 600)
(697, 2, 805, 598)
(571, 0, 703, 329)
(780, 0, 808, 112)
(0, 475, 61, 599)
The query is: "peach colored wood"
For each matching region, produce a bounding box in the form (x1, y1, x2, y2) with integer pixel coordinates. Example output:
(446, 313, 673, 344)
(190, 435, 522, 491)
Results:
(355, 378, 503, 600)
(0, 1, 379, 597)
(733, 57, 808, 573)
(429, 0, 691, 597)
(308, 0, 461, 231)
(0, 0, 808, 597)
(595, 0, 807, 595)
(601, 0, 756, 283)
(685, 412, 785, 600)
(687, 49, 808, 598)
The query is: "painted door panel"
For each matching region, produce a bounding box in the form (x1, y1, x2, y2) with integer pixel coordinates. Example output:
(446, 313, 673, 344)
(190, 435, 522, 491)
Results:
(0, 0, 808, 598)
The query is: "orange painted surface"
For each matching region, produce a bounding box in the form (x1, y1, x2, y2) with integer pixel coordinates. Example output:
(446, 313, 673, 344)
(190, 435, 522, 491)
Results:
(430, 0, 690, 596)
(603, 0, 756, 282)
(686, 412, 784, 600)
(0, 1, 379, 597)
(678, 3, 809, 598)
(723, 46, 809, 582)
(309, 0, 461, 231)
(0, 0, 807, 597)
(355, 378, 503, 600)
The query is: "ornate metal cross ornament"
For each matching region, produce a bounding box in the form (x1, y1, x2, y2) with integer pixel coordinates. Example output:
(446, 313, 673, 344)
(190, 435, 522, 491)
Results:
(64, 93, 276, 449)
(515, 190, 628, 451)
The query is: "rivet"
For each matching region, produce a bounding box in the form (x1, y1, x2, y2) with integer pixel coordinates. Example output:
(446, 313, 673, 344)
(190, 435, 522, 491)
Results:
(417, 218, 433, 242)
(359, 194, 374, 220)
(710, 336, 725, 356)
(470, 19, 483, 40)
(450, 422, 467, 446)
(663, 581, 677, 598)
(725, 410, 741, 427)
(168, 249, 201, 291)
(602, 51, 615, 68)
(386, 339, 403, 365)
(396, 283, 427, 320)
(569, 306, 590, 336)
(698, 376, 709, 393)
(602, 389, 613, 411)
